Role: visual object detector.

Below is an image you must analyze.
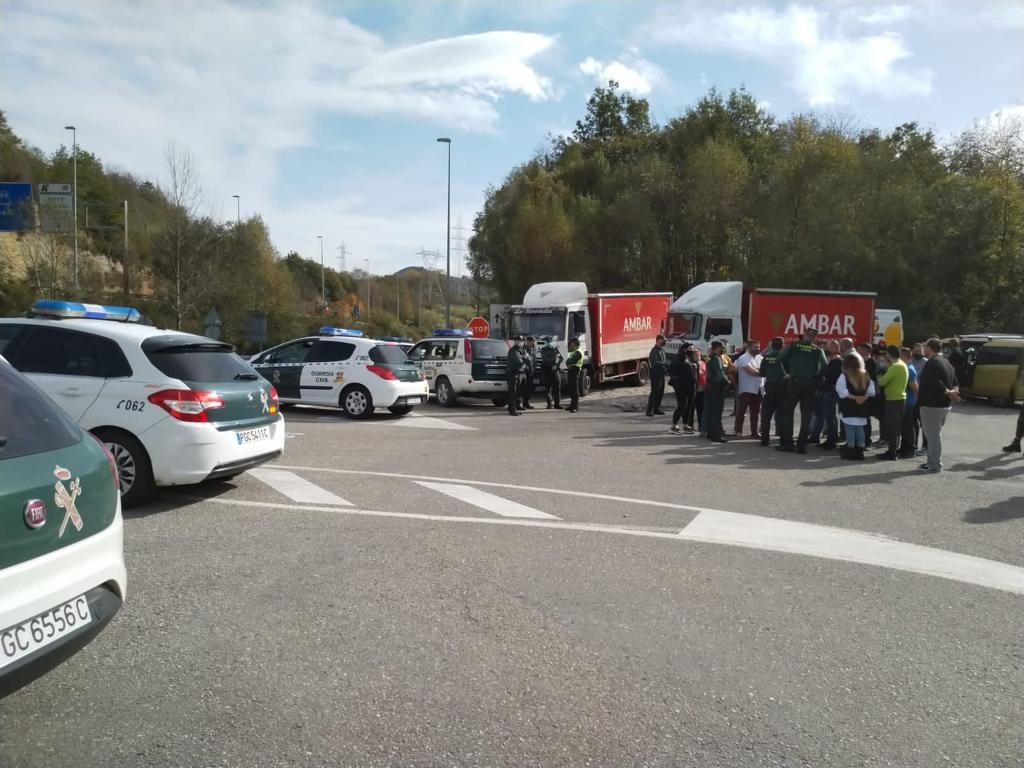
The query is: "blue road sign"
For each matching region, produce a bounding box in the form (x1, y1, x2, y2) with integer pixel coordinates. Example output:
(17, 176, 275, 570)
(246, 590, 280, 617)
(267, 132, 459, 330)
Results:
(0, 182, 33, 231)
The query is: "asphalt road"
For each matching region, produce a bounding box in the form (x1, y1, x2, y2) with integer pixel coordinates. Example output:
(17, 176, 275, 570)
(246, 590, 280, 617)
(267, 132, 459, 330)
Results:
(2, 386, 1023, 767)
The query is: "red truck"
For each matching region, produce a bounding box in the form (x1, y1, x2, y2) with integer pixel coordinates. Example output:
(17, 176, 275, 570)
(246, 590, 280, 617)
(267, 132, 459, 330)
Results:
(506, 282, 672, 394)
(666, 281, 877, 354)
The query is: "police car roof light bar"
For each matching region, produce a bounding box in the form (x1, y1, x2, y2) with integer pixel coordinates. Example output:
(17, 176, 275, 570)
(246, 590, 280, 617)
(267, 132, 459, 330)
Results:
(31, 299, 142, 323)
(319, 327, 363, 337)
(432, 328, 473, 337)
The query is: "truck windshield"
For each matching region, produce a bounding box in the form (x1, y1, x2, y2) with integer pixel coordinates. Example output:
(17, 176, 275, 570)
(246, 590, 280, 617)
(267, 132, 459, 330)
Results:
(668, 312, 701, 339)
(509, 309, 567, 341)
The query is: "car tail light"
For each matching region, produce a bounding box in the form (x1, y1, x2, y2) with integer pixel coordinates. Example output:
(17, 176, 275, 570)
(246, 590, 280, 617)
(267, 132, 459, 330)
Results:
(464, 339, 473, 363)
(366, 365, 397, 381)
(269, 385, 279, 415)
(90, 433, 119, 488)
(148, 389, 225, 422)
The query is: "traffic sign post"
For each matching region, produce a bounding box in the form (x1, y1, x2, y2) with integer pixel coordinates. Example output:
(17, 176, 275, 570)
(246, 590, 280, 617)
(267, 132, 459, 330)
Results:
(468, 316, 490, 338)
(38, 183, 74, 233)
(0, 182, 33, 231)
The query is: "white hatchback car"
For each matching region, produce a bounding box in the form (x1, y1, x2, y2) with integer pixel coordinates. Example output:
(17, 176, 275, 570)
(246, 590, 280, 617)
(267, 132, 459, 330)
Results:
(0, 300, 285, 507)
(250, 328, 428, 418)
(407, 330, 512, 407)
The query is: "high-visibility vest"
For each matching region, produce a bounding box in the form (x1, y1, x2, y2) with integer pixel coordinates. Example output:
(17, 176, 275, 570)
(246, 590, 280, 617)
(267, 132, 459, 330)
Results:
(566, 350, 584, 369)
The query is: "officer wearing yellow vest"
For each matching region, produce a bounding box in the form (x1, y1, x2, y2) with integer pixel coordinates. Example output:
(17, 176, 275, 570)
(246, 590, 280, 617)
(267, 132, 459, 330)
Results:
(565, 337, 584, 413)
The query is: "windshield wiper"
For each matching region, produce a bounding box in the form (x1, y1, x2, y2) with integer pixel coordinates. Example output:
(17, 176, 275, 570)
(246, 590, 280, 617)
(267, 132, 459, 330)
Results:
(234, 372, 259, 380)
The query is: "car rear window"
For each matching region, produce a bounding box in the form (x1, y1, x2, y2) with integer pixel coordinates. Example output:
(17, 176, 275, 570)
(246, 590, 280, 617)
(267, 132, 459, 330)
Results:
(471, 339, 510, 359)
(369, 345, 409, 364)
(0, 362, 81, 460)
(145, 344, 255, 383)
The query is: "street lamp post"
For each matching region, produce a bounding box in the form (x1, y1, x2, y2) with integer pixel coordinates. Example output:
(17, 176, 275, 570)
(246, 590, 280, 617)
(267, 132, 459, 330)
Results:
(232, 195, 240, 226)
(436, 137, 452, 328)
(64, 125, 78, 288)
(318, 235, 325, 306)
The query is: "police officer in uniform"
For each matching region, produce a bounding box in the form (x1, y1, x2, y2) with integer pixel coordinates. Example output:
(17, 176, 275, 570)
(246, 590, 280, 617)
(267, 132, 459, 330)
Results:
(520, 336, 538, 410)
(506, 335, 527, 416)
(539, 336, 564, 409)
(565, 337, 584, 413)
(758, 336, 788, 446)
(777, 327, 827, 453)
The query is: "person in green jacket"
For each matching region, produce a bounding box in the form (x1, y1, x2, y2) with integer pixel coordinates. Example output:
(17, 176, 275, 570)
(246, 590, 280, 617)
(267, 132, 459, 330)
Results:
(565, 338, 584, 413)
(758, 336, 789, 446)
(875, 345, 909, 460)
(704, 340, 729, 442)
(777, 328, 827, 453)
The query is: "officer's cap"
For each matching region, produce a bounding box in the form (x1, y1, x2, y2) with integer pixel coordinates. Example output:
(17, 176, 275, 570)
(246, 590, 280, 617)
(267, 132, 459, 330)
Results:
(514, 334, 525, 341)
(526, 336, 535, 342)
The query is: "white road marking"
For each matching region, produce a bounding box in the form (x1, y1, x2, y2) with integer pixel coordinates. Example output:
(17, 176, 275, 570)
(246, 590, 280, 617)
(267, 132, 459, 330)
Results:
(391, 416, 475, 431)
(285, 432, 304, 438)
(248, 468, 352, 506)
(188, 496, 1024, 596)
(416, 481, 559, 519)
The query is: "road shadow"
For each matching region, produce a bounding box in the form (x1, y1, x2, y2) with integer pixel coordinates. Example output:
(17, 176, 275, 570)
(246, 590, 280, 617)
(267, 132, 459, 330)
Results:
(947, 453, 1024, 482)
(962, 497, 1024, 524)
(123, 478, 240, 519)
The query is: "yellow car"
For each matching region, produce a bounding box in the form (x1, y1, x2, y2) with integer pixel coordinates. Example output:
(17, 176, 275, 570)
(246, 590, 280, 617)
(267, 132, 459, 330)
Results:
(955, 335, 1024, 405)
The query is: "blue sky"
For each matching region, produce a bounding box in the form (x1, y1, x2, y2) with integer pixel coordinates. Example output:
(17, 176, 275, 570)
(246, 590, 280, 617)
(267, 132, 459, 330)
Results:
(2, 0, 1022, 276)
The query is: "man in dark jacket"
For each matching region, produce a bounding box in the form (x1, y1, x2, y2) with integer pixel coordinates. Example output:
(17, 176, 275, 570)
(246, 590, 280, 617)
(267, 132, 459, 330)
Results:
(646, 334, 668, 417)
(704, 341, 729, 443)
(758, 336, 788, 446)
(539, 337, 563, 409)
(778, 328, 827, 453)
(506, 336, 527, 416)
(520, 336, 538, 410)
(917, 337, 960, 471)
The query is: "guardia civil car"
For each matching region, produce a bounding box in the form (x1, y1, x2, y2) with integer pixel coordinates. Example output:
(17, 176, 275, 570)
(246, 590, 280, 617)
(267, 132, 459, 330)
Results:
(407, 329, 512, 407)
(0, 355, 126, 698)
(0, 301, 285, 507)
(250, 328, 427, 418)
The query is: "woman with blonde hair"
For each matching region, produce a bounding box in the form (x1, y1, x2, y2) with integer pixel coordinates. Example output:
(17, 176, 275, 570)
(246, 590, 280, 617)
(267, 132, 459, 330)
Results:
(835, 353, 876, 460)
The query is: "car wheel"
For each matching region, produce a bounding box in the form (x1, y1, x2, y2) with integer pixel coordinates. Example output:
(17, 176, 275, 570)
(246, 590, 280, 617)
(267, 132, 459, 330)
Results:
(388, 405, 413, 416)
(435, 377, 457, 407)
(491, 397, 507, 407)
(92, 428, 155, 508)
(340, 385, 373, 419)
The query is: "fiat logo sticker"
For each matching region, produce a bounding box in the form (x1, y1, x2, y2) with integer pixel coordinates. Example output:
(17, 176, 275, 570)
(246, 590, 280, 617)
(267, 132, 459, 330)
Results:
(24, 499, 47, 529)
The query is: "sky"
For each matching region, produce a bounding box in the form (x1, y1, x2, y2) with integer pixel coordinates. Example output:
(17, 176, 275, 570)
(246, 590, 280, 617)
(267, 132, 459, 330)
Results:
(2, 0, 1022, 276)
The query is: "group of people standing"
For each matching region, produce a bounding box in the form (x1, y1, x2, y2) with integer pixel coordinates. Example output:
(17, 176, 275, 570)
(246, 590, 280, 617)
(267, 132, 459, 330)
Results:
(504, 335, 583, 415)
(645, 331, 964, 472)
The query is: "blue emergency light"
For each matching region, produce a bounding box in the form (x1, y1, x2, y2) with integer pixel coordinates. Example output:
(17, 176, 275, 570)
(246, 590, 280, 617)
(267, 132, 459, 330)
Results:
(432, 329, 473, 337)
(380, 336, 412, 343)
(31, 299, 142, 323)
(319, 327, 364, 337)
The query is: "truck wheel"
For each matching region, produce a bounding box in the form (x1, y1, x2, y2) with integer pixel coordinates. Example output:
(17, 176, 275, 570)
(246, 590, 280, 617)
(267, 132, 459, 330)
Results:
(580, 367, 593, 397)
(435, 377, 457, 408)
(92, 428, 156, 508)
(629, 361, 650, 387)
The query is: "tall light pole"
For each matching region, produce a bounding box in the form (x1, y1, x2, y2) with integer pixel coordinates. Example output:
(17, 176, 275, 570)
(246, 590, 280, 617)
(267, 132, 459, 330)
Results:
(436, 137, 452, 328)
(318, 235, 325, 306)
(64, 125, 78, 287)
(232, 194, 240, 225)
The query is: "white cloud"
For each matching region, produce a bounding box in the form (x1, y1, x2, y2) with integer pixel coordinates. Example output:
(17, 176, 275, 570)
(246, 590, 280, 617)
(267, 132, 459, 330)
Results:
(644, 3, 933, 105)
(852, 5, 914, 26)
(578, 56, 662, 95)
(0, 1, 557, 272)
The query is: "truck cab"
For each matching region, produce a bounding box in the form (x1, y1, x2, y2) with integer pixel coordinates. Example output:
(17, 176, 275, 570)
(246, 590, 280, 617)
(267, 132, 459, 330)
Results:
(507, 283, 592, 366)
(666, 281, 745, 355)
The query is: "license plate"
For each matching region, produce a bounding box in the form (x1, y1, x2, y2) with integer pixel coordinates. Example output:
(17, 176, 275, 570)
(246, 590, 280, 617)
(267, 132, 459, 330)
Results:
(0, 595, 92, 671)
(236, 426, 271, 445)
(405, 397, 424, 404)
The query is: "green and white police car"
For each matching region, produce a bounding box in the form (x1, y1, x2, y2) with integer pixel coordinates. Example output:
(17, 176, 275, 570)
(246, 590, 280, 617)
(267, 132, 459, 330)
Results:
(250, 328, 428, 418)
(0, 355, 126, 698)
(0, 300, 285, 507)
(407, 329, 512, 407)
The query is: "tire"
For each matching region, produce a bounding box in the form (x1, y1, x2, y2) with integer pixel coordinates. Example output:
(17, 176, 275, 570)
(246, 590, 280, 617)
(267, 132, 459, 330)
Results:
(92, 428, 155, 508)
(340, 385, 373, 419)
(435, 377, 457, 408)
(579, 367, 593, 397)
(629, 360, 650, 387)
(388, 405, 413, 416)
(491, 398, 507, 407)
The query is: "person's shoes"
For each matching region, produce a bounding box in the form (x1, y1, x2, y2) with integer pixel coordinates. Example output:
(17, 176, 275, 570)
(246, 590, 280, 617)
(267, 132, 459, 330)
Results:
(710, 437, 727, 443)
(807, 437, 821, 446)
(684, 426, 695, 434)
(874, 440, 888, 450)
(819, 441, 836, 450)
(839, 445, 854, 460)
(795, 445, 807, 454)
(554, 404, 563, 409)
(897, 451, 916, 459)
(864, 440, 873, 448)
(915, 448, 927, 457)
(654, 410, 666, 416)
(546, 402, 552, 410)
(646, 412, 654, 417)
(776, 444, 796, 453)
(919, 464, 940, 472)
(1002, 439, 1021, 453)
(876, 452, 898, 461)
(524, 404, 535, 410)
(670, 425, 682, 434)
(855, 448, 865, 460)
(567, 408, 578, 413)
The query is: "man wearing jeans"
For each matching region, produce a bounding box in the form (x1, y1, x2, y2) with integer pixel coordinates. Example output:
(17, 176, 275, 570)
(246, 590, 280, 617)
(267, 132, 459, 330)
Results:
(875, 345, 909, 461)
(917, 337, 960, 472)
(733, 339, 763, 438)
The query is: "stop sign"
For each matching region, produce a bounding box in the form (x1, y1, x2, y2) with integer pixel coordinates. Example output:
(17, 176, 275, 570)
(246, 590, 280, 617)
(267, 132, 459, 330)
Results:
(468, 316, 490, 338)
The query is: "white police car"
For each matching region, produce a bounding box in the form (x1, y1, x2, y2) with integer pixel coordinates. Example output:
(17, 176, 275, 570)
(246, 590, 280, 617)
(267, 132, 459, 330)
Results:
(250, 328, 428, 418)
(0, 300, 285, 507)
(407, 330, 511, 407)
